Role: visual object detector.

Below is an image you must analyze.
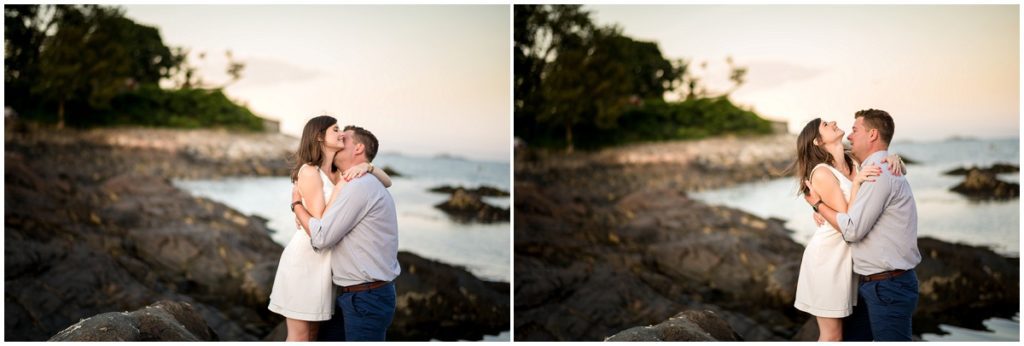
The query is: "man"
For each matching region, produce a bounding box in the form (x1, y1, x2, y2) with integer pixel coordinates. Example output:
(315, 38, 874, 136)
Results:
(806, 109, 921, 341)
(292, 126, 401, 341)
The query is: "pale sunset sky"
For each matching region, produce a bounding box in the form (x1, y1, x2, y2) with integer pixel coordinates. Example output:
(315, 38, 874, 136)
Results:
(124, 5, 510, 162)
(589, 5, 1019, 142)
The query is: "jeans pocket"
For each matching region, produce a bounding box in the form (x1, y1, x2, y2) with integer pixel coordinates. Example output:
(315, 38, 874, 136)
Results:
(350, 293, 369, 316)
(875, 281, 896, 305)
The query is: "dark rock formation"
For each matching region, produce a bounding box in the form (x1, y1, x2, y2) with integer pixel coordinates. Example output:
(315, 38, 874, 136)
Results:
(381, 165, 402, 177)
(5, 150, 283, 341)
(49, 301, 216, 341)
(434, 188, 510, 223)
(605, 310, 741, 341)
(950, 169, 1019, 200)
(391, 252, 509, 340)
(914, 237, 1019, 335)
(429, 185, 510, 197)
(943, 163, 1019, 176)
(514, 181, 805, 341)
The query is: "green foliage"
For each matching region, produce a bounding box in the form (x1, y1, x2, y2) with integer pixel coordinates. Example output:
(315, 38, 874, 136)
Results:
(514, 5, 770, 151)
(94, 85, 264, 131)
(5, 4, 258, 131)
(566, 97, 773, 149)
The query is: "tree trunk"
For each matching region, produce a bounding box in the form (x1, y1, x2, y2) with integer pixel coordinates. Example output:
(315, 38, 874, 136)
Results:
(564, 120, 574, 154)
(57, 98, 65, 130)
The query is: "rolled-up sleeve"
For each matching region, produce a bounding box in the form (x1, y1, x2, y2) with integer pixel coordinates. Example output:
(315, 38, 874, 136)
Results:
(310, 180, 372, 252)
(839, 173, 892, 243)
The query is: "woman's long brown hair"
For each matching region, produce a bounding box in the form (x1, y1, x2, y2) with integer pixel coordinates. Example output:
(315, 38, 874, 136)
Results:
(792, 118, 854, 196)
(290, 115, 338, 183)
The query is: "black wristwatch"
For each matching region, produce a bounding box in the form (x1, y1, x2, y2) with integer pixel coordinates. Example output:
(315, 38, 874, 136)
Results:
(812, 200, 824, 213)
(290, 200, 303, 212)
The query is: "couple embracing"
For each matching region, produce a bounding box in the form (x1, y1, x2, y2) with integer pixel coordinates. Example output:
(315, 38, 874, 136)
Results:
(792, 109, 922, 341)
(267, 115, 401, 341)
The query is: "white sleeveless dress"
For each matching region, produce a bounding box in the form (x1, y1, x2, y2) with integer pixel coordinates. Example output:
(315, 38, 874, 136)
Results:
(268, 165, 335, 321)
(794, 163, 858, 318)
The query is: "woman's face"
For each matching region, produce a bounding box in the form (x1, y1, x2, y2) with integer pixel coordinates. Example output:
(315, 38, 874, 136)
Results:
(817, 120, 844, 145)
(321, 124, 344, 151)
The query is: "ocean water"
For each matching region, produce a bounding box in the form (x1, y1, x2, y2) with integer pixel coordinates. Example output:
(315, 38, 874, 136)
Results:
(691, 137, 1019, 341)
(172, 153, 511, 282)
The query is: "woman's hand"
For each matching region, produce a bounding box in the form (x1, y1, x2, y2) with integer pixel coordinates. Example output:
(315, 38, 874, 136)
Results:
(854, 164, 882, 186)
(881, 154, 908, 176)
(812, 212, 826, 226)
(342, 163, 371, 181)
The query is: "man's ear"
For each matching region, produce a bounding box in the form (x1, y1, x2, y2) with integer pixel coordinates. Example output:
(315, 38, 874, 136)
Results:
(354, 142, 365, 156)
(868, 128, 879, 143)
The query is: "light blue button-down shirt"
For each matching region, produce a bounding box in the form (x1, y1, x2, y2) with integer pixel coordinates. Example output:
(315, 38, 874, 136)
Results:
(837, 150, 922, 275)
(307, 175, 401, 287)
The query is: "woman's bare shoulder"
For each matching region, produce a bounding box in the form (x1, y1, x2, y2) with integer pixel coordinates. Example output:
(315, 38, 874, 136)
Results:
(810, 166, 840, 187)
(297, 164, 322, 183)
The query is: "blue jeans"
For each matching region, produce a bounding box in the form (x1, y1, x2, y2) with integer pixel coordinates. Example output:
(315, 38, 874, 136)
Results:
(316, 282, 397, 341)
(844, 269, 919, 341)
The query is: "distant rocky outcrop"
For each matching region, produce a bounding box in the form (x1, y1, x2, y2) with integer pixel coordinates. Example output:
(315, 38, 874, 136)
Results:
(429, 185, 510, 197)
(432, 186, 510, 223)
(49, 301, 216, 341)
(949, 169, 1019, 200)
(943, 163, 1019, 176)
(605, 310, 741, 341)
(381, 165, 402, 177)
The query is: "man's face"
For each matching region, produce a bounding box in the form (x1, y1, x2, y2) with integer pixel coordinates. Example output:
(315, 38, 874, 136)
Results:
(335, 130, 360, 167)
(848, 117, 871, 159)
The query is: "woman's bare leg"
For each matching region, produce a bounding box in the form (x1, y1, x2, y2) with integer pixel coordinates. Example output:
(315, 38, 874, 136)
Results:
(286, 318, 312, 341)
(816, 316, 843, 341)
(308, 322, 320, 341)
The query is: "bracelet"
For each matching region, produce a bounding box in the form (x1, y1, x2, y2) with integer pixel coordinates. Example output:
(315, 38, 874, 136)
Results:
(368, 163, 374, 174)
(290, 200, 303, 212)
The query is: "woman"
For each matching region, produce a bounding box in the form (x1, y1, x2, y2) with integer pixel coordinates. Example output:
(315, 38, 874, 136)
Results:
(267, 115, 392, 341)
(791, 118, 904, 341)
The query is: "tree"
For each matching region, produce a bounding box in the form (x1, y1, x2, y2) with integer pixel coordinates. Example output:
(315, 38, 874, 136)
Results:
(5, 5, 54, 113)
(517, 5, 680, 152)
(514, 5, 595, 152)
(9, 5, 179, 128)
(724, 56, 747, 96)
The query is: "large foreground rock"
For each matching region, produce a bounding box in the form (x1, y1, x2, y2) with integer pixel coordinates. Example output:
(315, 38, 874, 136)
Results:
(515, 182, 804, 341)
(49, 301, 215, 341)
(392, 252, 509, 340)
(6, 151, 283, 341)
(605, 310, 741, 341)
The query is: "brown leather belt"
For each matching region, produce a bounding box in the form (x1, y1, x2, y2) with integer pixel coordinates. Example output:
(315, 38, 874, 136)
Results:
(860, 269, 907, 283)
(340, 281, 390, 293)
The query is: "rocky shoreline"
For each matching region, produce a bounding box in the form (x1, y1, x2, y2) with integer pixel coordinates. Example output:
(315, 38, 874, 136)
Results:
(4, 126, 508, 341)
(514, 135, 1019, 341)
